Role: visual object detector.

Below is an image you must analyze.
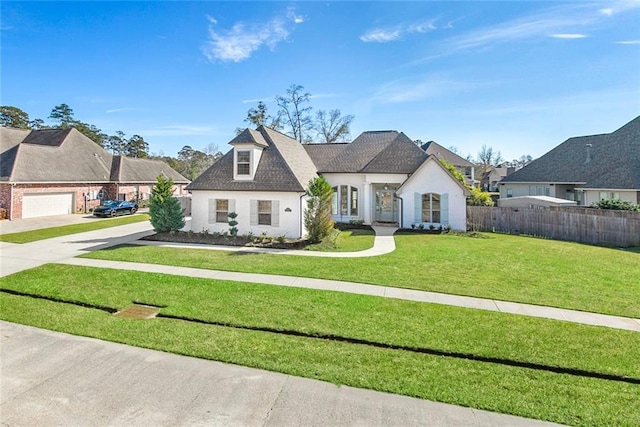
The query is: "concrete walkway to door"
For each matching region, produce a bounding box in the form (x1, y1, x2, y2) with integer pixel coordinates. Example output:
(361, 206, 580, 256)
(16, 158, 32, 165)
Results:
(133, 224, 398, 258)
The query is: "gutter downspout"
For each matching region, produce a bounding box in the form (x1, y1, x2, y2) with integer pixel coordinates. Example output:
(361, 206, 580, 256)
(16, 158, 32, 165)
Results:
(299, 192, 306, 239)
(395, 194, 403, 228)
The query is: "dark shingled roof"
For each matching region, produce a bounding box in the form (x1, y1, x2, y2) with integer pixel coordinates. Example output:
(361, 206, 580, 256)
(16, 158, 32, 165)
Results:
(421, 141, 474, 168)
(189, 128, 452, 192)
(228, 128, 268, 147)
(188, 126, 317, 192)
(303, 143, 348, 172)
(0, 127, 188, 184)
(22, 128, 72, 147)
(361, 133, 427, 173)
(502, 116, 640, 189)
(311, 131, 426, 173)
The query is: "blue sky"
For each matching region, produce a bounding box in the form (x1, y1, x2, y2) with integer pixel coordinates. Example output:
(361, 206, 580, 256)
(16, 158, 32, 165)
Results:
(2, 1, 639, 160)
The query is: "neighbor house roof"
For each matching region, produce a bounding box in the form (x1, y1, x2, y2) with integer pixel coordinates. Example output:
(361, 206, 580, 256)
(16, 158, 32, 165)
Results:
(187, 126, 318, 192)
(111, 156, 189, 183)
(1, 128, 112, 183)
(0, 127, 188, 184)
(502, 116, 640, 189)
(421, 141, 474, 168)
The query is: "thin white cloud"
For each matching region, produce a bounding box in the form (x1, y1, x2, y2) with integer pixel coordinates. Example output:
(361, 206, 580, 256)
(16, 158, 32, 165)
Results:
(203, 8, 302, 63)
(360, 28, 402, 43)
(616, 40, 640, 44)
(550, 33, 588, 39)
(287, 6, 304, 24)
(106, 107, 138, 114)
(368, 76, 480, 104)
(360, 19, 439, 43)
(140, 125, 215, 137)
(441, 2, 637, 54)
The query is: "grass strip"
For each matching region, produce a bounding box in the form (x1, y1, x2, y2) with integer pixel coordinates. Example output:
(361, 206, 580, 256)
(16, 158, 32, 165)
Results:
(2, 264, 638, 379)
(0, 214, 149, 243)
(82, 232, 640, 318)
(1, 293, 638, 427)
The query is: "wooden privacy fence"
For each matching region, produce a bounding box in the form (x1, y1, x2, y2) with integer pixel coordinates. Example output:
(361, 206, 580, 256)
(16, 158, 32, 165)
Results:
(467, 206, 640, 247)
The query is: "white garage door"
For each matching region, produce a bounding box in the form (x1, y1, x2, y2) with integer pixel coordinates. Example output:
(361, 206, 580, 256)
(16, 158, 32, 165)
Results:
(22, 193, 74, 218)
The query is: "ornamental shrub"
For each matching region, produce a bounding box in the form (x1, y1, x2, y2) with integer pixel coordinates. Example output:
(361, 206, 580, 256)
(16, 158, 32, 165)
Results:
(149, 175, 185, 232)
(591, 199, 640, 211)
(304, 176, 335, 243)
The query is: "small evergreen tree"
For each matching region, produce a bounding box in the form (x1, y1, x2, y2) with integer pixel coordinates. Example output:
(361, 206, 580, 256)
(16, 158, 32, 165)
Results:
(228, 212, 239, 236)
(149, 175, 185, 232)
(304, 176, 334, 243)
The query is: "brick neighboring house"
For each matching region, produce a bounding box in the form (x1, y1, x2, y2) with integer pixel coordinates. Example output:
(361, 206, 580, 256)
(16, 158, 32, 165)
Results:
(499, 116, 640, 205)
(0, 127, 189, 219)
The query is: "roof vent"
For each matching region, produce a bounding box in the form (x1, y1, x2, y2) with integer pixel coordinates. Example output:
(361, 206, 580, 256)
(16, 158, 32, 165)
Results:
(585, 143, 592, 164)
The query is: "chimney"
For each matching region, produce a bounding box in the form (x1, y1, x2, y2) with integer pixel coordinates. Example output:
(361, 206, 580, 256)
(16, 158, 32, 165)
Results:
(585, 143, 592, 163)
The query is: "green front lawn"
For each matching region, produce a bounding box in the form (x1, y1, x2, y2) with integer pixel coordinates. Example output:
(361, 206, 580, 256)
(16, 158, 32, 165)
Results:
(83, 232, 640, 318)
(1, 264, 639, 426)
(0, 214, 149, 243)
(305, 228, 374, 251)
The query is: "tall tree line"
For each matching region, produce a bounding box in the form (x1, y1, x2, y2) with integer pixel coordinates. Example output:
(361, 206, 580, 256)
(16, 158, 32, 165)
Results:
(0, 104, 149, 158)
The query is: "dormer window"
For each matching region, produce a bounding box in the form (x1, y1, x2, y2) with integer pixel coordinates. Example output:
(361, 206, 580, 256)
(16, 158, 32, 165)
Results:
(237, 151, 251, 175)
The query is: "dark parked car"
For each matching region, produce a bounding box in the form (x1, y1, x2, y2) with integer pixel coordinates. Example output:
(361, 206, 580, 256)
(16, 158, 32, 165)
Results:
(93, 200, 138, 217)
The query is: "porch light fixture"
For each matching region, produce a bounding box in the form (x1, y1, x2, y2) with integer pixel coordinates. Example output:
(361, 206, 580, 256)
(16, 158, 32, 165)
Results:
(284, 207, 292, 212)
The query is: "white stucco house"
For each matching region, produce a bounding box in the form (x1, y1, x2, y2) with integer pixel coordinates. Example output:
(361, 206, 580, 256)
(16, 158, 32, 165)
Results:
(187, 126, 470, 239)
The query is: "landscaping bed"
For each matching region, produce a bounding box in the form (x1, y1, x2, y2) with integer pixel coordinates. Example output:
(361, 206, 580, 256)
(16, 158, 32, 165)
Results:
(141, 230, 310, 250)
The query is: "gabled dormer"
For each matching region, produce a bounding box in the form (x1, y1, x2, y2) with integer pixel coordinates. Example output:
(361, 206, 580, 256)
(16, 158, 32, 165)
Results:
(229, 128, 268, 181)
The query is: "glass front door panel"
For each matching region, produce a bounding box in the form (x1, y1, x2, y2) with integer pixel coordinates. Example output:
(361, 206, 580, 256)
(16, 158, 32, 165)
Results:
(375, 190, 397, 222)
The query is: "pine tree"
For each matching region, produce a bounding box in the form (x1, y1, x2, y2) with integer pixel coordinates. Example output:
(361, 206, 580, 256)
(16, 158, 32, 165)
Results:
(149, 175, 185, 232)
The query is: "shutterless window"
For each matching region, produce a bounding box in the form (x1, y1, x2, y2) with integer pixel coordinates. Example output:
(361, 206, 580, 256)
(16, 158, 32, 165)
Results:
(350, 187, 358, 216)
(258, 200, 272, 225)
(216, 199, 228, 223)
(331, 187, 338, 215)
(340, 185, 348, 215)
(237, 151, 250, 175)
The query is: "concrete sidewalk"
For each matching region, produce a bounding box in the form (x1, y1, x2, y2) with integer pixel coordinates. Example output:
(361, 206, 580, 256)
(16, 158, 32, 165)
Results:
(61, 257, 640, 332)
(0, 321, 562, 427)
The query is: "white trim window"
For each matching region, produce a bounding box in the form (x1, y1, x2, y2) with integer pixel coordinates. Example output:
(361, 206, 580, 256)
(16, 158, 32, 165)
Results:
(332, 185, 359, 216)
(250, 200, 279, 227)
(422, 193, 441, 223)
(208, 199, 235, 224)
(236, 150, 251, 175)
(414, 192, 449, 224)
(216, 199, 229, 223)
(599, 191, 620, 200)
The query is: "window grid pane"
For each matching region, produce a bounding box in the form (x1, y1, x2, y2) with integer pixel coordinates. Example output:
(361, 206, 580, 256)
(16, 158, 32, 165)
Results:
(237, 151, 250, 175)
(258, 200, 271, 225)
(350, 187, 358, 216)
(215, 199, 228, 223)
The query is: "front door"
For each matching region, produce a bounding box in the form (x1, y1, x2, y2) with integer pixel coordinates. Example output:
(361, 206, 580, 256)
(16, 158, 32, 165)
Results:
(375, 189, 397, 223)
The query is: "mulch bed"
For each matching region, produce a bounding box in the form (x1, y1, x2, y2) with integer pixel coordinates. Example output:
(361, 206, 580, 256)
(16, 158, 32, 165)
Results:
(141, 231, 311, 250)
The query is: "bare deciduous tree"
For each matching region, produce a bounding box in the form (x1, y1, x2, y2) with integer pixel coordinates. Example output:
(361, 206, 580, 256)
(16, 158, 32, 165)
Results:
(276, 84, 313, 143)
(315, 109, 354, 143)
